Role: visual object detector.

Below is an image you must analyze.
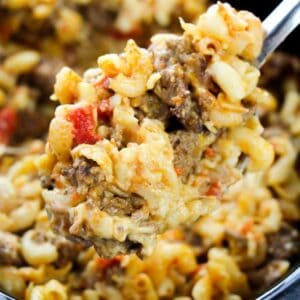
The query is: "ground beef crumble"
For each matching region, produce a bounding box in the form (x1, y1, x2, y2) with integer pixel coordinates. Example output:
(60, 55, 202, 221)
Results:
(150, 35, 218, 132)
(266, 223, 300, 260)
(47, 158, 150, 258)
(169, 130, 203, 182)
(0, 231, 22, 266)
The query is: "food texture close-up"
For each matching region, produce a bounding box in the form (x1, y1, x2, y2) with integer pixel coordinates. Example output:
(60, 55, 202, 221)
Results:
(0, 0, 299, 299)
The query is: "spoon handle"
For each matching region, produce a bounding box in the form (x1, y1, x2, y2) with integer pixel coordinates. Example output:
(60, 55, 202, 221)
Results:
(256, 0, 300, 67)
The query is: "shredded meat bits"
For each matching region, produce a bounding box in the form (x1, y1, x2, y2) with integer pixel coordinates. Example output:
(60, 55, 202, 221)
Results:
(150, 36, 217, 132)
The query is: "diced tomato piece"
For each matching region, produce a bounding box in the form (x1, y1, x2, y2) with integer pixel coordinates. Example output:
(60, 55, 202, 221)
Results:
(205, 182, 222, 197)
(97, 99, 113, 121)
(205, 147, 216, 158)
(68, 106, 100, 146)
(0, 107, 17, 144)
(71, 192, 82, 205)
(96, 255, 123, 274)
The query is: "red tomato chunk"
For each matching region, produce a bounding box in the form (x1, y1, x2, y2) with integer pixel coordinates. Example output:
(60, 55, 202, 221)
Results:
(0, 107, 17, 144)
(68, 106, 100, 146)
(96, 256, 123, 276)
(206, 182, 222, 197)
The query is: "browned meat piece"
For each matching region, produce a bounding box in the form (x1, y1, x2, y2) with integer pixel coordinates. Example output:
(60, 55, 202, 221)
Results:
(30, 58, 65, 96)
(61, 159, 147, 217)
(0, 231, 22, 266)
(183, 229, 207, 257)
(99, 193, 146, 217)
(266, 223, 300, 260)
(225, 230, 248, 251)
(169, 131, 203, 182)
(49, 208, 92, 249)
(0, 8, 52, 45)
(13, 109, 50, 143)
(49, 193, 146, 258)
(259, 53, 300, 110)
(94, 239, 143, 259)
(134, 93, 169, 124)
(151, 36, 216, 132)
(61, 159, 103, 191)
(40, 175, 55, 190)
(247, 260, 290, 293)
(83, 2, 117, 31)
(156, 65, 199, 129)
(260, 52, 300, 88)
(48, 159, 149, 258)
(51, 204, 144, 258)
(54, 235, 83, 267)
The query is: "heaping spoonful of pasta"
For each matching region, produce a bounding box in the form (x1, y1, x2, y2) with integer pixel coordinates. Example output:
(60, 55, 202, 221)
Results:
(39, 1, 297, 258)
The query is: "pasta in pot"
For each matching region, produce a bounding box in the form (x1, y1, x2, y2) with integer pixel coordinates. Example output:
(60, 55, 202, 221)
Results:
(0, 1, 299, 300)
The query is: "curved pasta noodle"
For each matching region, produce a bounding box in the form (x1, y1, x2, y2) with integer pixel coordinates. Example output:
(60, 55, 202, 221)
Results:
(9, 199, 41, 232)
(229, 127, 274, 171)
(25, 279, 67, 300)
(21, 230, 58, 266)
(209, 61, 245, 102)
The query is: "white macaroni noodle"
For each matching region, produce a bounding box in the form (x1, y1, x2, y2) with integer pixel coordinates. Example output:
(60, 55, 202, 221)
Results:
(0, 1, 299, 300)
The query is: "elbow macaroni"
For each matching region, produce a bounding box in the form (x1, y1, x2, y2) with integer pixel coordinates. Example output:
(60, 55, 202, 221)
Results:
(0, 3, 298, 300)
(21, 230, 58, 266)
(25, 280, 67, 300)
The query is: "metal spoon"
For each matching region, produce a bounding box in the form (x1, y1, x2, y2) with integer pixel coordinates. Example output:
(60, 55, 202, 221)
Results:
(256, 0, 300, 67)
